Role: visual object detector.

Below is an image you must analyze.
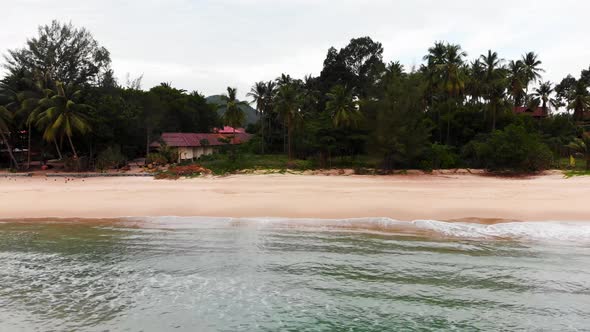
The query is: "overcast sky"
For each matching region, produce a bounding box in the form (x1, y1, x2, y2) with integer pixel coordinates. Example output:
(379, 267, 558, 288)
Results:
(1, 0, 588, 99)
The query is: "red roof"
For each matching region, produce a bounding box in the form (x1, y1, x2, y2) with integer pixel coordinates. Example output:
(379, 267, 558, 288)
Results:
(214, 126, 246, 134)
(514, 106, 548, 118)
(151, 132, 251, 148)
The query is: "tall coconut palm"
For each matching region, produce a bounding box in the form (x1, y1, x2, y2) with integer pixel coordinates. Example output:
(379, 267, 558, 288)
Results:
(532, 81, 558, 115)
(326, 85, 362, 129)
(219, 87, 247, 143)
(440, 43, 467, 143)
(35, 82, 92, 158)
(568, 80, 590, 121)
(521, 52, 544, 98)
(0, 105, 19, 168)
(275, 84, 302, 160)
(508, 60, 526, 107)
(247, 82, 267, 154)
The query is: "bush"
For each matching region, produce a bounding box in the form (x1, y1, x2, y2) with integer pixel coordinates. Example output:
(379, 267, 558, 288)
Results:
(420, 144, 458, 170)
(464, 124, 552, 172)
(155, 164, 212, 179)
(96, 145, 127, 170)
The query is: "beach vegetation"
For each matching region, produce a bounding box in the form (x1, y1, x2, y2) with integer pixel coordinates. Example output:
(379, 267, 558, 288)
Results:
(1, 21, 590, 174)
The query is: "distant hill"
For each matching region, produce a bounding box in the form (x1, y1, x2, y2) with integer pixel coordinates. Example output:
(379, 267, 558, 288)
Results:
(206, 95, 259, 126)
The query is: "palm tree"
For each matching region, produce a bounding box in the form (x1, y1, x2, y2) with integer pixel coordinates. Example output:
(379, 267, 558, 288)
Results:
(326, 85, 362, 129)
(247, 82, 267, 154)
(521, 52, 544, 99)
(35, 82, 92, 158)
(440, 43, 467, 143)
(568, 80, 590, 121)
(0, 105, 19, 168)
(532, 81, 558, 115)
(567, 133, 590, 170)
(219, 87, 247, 144)
(275, 84, 302, 160)
(508, 60, 526, 107)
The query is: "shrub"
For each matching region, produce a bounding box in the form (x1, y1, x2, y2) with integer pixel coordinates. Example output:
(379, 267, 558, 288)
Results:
(465, 124, 552, 172)
(96, 145, 127, 170)
(421, 144, 458, 170)
(155, 164, 212, 179)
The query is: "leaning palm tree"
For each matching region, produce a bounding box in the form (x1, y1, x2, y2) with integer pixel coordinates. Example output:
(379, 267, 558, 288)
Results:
(35, 82, 92, 158)
(326, 85, 362, 129)
(274, 84, 302, 160)
(247, 82, 267, 153)
(0, 105, 20, 168)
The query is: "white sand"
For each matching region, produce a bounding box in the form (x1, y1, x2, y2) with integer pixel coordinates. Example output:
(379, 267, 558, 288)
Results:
(0, 173, 588, 221)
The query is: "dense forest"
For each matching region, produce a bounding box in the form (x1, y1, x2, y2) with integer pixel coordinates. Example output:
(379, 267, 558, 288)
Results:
(1, 21, 589, 173)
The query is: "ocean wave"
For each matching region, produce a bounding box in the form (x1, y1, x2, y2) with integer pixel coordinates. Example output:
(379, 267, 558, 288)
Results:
(127, 216, 590, 243)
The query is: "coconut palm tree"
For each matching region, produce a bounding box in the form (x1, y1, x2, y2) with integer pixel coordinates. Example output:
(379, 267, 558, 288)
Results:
(35, 81, 92, 158)
(521, 52, 544, 98)
(247, 82, 267, 153)
(275, 83, 302, 160)
(219, 87, 247, 144)
(532, 81, 558, 115)
(568, 80, 590, 121)
(0, 105, 19, 168)
(326, 85, 362, 129)
(508, 60, 526, 107)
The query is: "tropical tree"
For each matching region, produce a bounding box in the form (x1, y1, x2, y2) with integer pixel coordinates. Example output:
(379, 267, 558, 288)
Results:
(247, 82, 267, 153)
(326, 85, 362, 129)
(275, 84, 302, 160)
(568, 80, 590, 121)
(0, 105, 19, 168)
(532, 82, 558, 115)
(521, 52, 544, 98)
(219, 87, 247, 156)
(567, 133, 590, 170)
(508, 60, 526, 107)
(35, 82, 92, 158)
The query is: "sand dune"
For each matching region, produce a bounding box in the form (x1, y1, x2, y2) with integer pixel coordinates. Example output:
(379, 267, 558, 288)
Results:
(0, 173, 589, 221)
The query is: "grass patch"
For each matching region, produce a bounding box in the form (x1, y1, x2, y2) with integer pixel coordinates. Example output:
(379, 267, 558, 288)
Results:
(196, 154, 314, 175)
(564, 170, 590, 178)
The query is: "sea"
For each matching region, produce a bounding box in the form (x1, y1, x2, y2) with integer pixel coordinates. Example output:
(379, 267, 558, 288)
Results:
(1, 217, 589, 331)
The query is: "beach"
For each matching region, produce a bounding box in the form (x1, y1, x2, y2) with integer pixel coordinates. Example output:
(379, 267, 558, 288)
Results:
(0, 172, 588, 221)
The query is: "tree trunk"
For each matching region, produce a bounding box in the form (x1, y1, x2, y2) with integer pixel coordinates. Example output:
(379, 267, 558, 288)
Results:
(586, 154, 590, 171)
(0, 131, 19, 169)
(492, 105, 497, 132)
(146, 130, 150, 161)
(67, 134, 78, 158)
(54, 140, 63, 160)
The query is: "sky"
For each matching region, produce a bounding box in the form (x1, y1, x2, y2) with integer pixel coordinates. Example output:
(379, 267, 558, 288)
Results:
(1, 0, 588, 99)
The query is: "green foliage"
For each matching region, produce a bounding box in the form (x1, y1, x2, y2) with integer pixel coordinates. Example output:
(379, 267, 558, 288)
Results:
(465, 124, 553, 172)
(96, 145, 127, 170)
(421, 144, 459, 170)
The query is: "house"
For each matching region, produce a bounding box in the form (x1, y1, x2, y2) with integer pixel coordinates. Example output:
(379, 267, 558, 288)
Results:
(150, 128, 251, 163)
(514, 106, 549, 118)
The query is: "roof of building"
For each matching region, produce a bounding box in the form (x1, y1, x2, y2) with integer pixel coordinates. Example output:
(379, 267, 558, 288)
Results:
(514, 106, 549, 118)
(150, 132, 251, 148)
(214, 126, 246, 134)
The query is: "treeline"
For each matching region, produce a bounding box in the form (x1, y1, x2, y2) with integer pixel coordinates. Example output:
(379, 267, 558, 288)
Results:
(1, 21, 589, 172)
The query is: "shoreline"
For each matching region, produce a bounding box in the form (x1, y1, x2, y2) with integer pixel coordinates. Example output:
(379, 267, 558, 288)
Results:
(1, 173, 589, 221)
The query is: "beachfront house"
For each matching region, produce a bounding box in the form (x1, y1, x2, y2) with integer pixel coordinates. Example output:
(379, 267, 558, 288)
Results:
(150, 127, 251, 163)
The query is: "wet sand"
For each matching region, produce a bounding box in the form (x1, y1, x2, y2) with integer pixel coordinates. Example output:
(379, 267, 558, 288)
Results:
(0, 173, 589, 221)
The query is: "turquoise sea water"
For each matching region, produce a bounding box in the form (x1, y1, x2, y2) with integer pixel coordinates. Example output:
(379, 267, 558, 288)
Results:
(1, 217, 590, 331)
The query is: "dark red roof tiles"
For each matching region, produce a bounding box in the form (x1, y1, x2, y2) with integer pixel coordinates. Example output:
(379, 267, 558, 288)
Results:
(151, 132, 252, 148)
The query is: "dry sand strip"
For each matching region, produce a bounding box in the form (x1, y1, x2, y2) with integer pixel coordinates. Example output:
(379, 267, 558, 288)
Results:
(0, 173, 589, 221)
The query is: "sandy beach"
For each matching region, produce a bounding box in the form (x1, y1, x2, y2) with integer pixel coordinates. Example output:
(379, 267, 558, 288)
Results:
(0, 173, 588, 221)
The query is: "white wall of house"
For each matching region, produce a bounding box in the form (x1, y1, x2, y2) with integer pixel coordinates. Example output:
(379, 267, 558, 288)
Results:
(177, 146, 216, 162)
